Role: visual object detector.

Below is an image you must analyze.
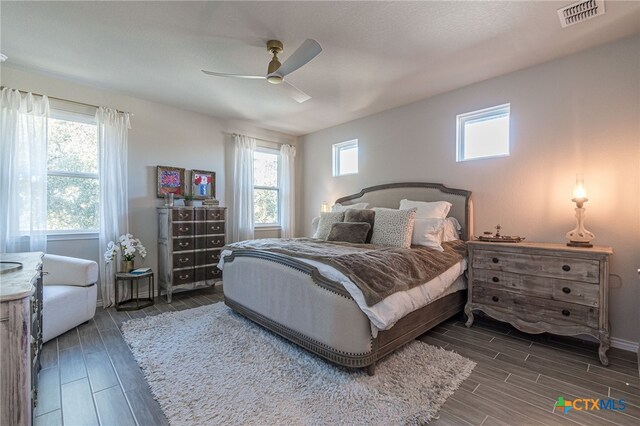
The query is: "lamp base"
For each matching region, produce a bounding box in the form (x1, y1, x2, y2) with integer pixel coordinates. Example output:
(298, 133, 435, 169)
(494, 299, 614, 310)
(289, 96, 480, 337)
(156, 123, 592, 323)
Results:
(567, 241, 593, 248)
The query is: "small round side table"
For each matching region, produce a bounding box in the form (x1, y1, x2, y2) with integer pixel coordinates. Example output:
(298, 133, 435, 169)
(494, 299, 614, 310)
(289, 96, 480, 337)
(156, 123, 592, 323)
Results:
(115, 270, 155, 311)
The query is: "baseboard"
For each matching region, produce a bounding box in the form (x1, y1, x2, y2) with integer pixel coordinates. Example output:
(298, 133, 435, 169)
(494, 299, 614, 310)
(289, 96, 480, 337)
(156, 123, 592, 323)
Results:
(611, 337, 639, 352)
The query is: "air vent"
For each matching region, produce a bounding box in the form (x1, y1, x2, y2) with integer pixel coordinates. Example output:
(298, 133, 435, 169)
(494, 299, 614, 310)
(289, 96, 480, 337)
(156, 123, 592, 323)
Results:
(557, 0, 605, 28)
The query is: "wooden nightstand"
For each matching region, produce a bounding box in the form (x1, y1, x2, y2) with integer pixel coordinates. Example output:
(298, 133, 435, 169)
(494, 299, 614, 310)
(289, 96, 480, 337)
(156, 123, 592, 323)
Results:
(464, 241, 613, 365)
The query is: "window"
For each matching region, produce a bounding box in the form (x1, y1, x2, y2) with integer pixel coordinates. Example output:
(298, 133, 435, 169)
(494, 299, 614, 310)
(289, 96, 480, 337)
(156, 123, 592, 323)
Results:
(457, 104, 510, 162)
(253, 148, 280, 226)
(332, 139, 358, 176)
(47, 110, 99, 233)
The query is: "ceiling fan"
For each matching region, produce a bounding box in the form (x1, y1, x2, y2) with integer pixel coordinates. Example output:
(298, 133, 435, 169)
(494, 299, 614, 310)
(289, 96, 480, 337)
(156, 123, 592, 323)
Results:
(202, 39, 322, 103)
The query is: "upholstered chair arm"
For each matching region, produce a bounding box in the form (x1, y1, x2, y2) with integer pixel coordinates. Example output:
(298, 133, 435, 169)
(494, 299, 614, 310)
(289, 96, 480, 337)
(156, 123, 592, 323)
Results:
(42, 254, 99, 287)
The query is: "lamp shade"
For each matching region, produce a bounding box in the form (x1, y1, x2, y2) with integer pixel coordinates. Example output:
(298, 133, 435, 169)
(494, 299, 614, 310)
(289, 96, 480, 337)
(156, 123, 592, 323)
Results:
(321, 201, 330, 213)
(573, 174, 588, 200)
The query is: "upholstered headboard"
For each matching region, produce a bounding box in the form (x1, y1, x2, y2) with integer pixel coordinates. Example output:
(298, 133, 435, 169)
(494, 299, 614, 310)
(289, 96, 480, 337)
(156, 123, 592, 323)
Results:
(334, 182, 473, 241)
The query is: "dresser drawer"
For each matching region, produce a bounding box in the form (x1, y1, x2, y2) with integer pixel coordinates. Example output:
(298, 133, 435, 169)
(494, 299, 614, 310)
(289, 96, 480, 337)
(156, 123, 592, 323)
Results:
(473, 269, 600, 307)
(207, 266, 222, 281)
(172, 209, 194, 222)
(173, 252, 194, 268)
(473, 286, 599, 328)
(173, 237, 194, 252)
(196, 222, 225, 235)
(472, 250, 600, 283)
(173, 268, 195, 286)
(172, 222, 194, 236)
(195, 249, 222, 265)
(206, 209, 225, 221)
(195, 236, 225, 250)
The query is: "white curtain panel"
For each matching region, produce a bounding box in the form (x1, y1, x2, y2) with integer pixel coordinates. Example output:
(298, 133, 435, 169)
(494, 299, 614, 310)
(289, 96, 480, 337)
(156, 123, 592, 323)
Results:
(279, 144, 296, 238)
(96, 107, 131, 307)
(231, 134, 256, 242)
(0, 88, 49, 253)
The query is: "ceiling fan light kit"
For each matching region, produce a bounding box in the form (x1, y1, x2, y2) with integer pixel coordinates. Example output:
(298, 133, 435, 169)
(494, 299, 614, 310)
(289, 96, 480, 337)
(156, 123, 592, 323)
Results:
(202, 39, 321, 102)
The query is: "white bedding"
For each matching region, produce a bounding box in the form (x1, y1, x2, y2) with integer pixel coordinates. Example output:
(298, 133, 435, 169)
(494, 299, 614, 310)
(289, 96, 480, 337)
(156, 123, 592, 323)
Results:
(218, 250, 467, 331)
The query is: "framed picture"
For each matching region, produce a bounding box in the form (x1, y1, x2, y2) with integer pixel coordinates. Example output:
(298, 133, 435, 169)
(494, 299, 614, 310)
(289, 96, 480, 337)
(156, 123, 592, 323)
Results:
(157, 166, 186, 198)
(191, 169, 216, 199)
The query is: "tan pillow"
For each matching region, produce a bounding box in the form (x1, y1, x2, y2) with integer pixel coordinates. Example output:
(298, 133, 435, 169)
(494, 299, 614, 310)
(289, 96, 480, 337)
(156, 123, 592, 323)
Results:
(313, 212, 345, 240)
(370, 208, 417, 248)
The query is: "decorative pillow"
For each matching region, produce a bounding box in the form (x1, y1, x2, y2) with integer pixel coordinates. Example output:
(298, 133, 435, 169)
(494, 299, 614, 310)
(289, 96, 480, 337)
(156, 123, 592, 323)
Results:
(313, 212, 345, 240)
(332, 202, 369, 212)
(370, 208, 417, 248)
(399, 199, 452, 219)
(344, 209, 375, 243)
(412, 218, 446, 251)
(442, 217, 462, 242)
(327, 222, 371, 244)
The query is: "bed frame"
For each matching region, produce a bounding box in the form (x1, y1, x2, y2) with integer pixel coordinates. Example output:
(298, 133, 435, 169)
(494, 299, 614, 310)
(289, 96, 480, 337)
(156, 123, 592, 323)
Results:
(223, 182, 472, 375)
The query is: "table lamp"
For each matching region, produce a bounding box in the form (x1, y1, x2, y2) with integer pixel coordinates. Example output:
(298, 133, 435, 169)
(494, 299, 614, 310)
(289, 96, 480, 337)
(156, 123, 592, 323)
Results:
(321, 201, 330, 213)
(566, 174, 595, 247)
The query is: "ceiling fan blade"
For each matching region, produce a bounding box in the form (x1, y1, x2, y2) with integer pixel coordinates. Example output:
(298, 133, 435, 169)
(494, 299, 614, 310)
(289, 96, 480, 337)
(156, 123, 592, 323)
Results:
(272, 39, 322, 77)
(201, 70, 265, 79)
(281, 80, 311, 103)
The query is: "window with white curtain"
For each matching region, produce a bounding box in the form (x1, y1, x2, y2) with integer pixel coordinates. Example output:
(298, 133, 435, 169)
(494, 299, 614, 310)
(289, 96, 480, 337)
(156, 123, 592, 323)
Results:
(253, 147, 280, 226)
(47, 109, 99, 233)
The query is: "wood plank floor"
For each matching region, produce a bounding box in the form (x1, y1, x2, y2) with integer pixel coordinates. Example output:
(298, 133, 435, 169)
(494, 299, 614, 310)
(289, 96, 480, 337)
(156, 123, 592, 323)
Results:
(34, 285, 639, 426)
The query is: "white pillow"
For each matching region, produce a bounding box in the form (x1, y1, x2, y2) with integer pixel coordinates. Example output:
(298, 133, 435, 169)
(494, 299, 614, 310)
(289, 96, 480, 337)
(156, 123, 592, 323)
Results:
(412, 218, 446, 251)
(370, 208, 417, 248)
(332, 202, 369, 212)
(399, 199, 452, 219)
(313, 212, 345, 240)
(442, 217, 462, 242)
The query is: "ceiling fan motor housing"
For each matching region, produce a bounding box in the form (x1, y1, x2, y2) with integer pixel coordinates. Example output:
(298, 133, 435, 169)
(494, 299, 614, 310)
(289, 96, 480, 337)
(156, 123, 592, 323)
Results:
(267, 40, 284, 83)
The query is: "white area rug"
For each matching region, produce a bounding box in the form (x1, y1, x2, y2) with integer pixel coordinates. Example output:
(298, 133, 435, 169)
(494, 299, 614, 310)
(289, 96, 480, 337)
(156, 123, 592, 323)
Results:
(121, 303, 475, 425)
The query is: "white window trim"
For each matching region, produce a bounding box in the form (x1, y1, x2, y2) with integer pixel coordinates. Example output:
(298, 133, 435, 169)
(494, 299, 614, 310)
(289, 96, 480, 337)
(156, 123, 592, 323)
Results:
(456, 103, 510, 162)
(253, 146, 281, 227)
(332, 139, 358, 177)
(47, 108, 100, 235)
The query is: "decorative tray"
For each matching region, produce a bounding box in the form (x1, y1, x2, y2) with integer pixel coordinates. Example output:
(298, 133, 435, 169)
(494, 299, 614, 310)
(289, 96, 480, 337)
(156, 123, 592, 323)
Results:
(476, 235, 525, 243)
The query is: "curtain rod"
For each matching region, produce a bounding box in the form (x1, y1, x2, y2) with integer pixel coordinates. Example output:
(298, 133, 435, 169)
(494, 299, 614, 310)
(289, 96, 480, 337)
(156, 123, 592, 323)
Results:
(1, 86, 130, 115)
(230, 132, 292, 146)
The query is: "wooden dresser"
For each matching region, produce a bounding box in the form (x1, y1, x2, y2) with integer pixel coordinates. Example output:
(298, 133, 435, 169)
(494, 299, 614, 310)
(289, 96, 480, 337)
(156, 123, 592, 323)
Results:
(1, 252, 43, 426)
(157, 207, 226, 302)
(465, 241, 613, 365)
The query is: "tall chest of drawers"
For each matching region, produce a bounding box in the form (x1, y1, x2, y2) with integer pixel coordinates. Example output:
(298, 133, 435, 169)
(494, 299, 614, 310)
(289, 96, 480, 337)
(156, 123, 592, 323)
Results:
(465, 241, 613, 365)
(158, 207, 226, 302)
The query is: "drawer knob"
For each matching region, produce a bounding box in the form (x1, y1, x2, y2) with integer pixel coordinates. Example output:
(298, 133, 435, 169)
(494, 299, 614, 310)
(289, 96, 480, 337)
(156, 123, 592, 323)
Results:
(492, 276, 500, 283)
(179, 214, 188, 219)
(492, 257, 499, 263)
(562, 309, 570, 316)
(562, 265, 571, 272)
(562, 287, 571, 294)
(179, 242, 190, 247)
(179, 227, 190, 232)
(492, 296, 499, 302)
(179, 274, 189, 280)
(179, 258, 189, 264)
(211, 226, 220, 231)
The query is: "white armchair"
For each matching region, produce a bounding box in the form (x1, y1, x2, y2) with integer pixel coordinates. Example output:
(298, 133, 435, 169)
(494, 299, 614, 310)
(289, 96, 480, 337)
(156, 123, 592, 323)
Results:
(42, 254, 98, 342)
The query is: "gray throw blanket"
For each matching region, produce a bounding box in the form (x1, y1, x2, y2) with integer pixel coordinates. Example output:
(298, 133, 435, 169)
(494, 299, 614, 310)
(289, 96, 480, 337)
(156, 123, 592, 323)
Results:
(223, 238, 467, 306)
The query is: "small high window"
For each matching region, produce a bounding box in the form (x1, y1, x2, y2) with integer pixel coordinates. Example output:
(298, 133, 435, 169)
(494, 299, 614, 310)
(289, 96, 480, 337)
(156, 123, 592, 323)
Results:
(332, 139, 358, 176)
(457, 104, 510, 162)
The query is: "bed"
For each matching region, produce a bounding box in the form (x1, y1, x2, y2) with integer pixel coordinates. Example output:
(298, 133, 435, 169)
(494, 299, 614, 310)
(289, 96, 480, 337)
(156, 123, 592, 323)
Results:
(220, 182, 472, 375)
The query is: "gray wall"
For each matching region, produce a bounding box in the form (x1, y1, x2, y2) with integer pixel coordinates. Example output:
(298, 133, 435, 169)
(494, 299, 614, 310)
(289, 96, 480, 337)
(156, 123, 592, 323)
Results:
(2, 66, 294, 303)
(299, 35, 640, 344)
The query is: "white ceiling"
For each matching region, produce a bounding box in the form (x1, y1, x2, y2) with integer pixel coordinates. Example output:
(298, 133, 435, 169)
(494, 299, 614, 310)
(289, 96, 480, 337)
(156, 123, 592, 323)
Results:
(2, 1, 639, 136)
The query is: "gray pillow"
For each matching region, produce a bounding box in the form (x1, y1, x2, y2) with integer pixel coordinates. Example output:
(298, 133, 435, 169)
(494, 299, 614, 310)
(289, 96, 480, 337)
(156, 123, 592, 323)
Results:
(313, 211, 345, 240)
(327, 222, 371, 244)
(344, 209, 375, 243)
(370, 207, 417, 248)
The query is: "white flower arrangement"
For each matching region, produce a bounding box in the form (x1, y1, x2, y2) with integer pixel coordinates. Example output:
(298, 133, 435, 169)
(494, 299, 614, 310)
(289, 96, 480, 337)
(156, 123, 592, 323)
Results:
(104, 234, 147, 263)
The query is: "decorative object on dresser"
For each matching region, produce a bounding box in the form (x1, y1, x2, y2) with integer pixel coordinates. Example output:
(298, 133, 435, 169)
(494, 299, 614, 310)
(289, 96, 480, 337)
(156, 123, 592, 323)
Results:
(465, 241, 613, 365)
(0, 252, 43, 426)
(157, 206, 226, 302)
(566, 174, 595, 247)
(156, 165, 186, 198)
